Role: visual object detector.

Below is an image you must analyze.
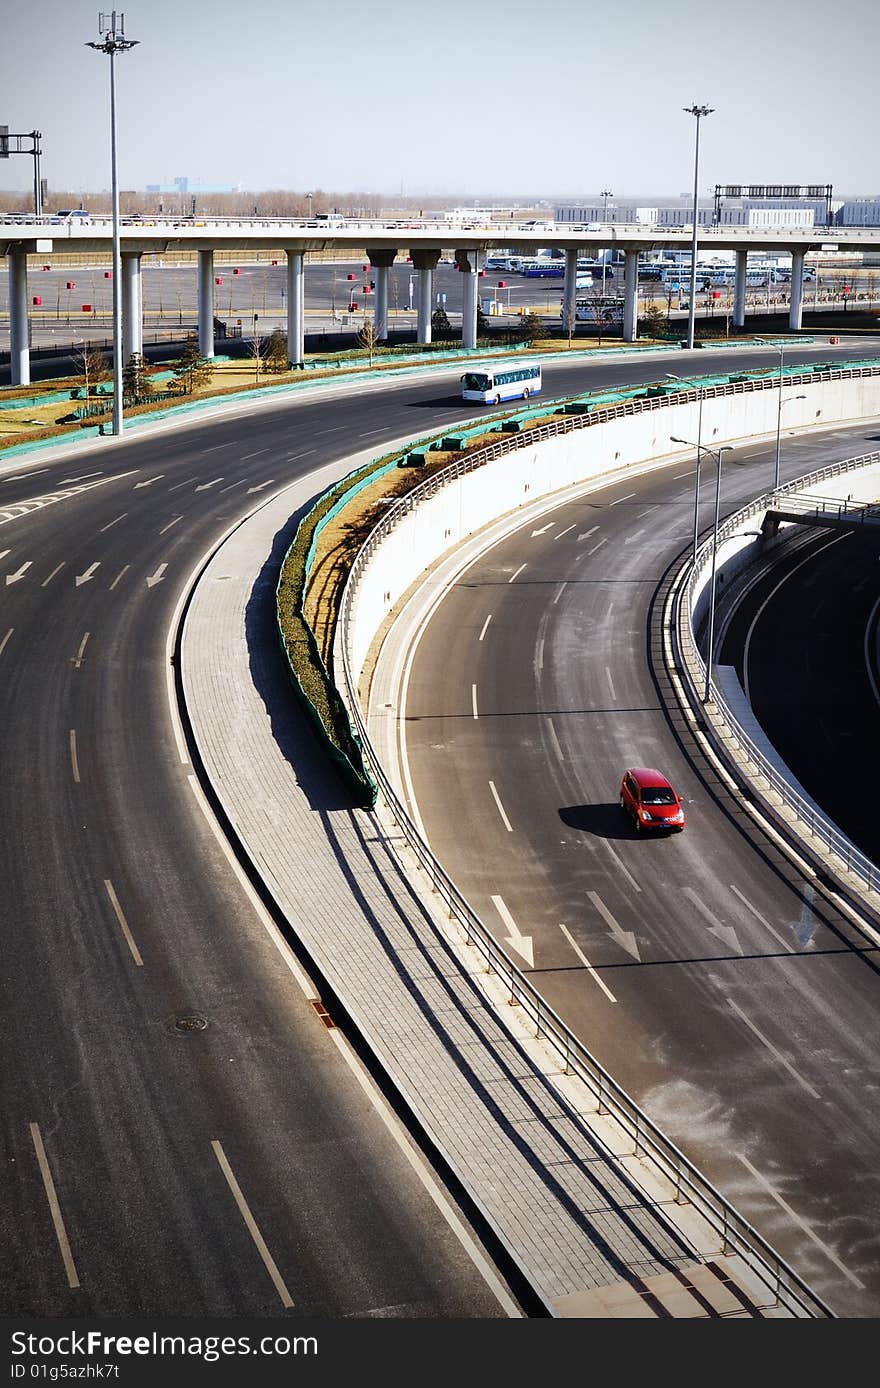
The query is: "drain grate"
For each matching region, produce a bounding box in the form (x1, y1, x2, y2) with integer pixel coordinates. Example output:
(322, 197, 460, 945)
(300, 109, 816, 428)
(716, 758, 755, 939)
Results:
(309, 999, 336, 1030)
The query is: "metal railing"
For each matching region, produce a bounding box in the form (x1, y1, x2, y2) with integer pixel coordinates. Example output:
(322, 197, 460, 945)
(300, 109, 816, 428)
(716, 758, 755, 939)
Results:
(677, 449, 880, 898)
(334, 366, 859, 1317)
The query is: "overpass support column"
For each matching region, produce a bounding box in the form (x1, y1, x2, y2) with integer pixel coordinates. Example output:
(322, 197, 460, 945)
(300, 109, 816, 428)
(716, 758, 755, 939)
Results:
(733, 248, 747, 328)
(562, 248, 578, 340)
(121, 253, 143, 364)
(623, 249, 639, 342)
(366, 249, 397, 341)
(198, 249, 215, 360)
(411, 249, 440, 345)
(9, 248, 30, 386)
(286, 250, 305, 366)
(455, 249, 480, 349)
(789, 249, 805, 330)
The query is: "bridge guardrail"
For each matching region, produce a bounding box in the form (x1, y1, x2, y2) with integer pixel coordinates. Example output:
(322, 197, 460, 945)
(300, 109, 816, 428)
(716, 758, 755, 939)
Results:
(335, 363, 868, 1318)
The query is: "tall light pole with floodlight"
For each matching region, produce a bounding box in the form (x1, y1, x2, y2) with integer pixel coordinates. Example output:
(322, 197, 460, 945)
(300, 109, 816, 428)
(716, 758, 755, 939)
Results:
(87, 11, 138, 438)
(683, 104, 713, 351)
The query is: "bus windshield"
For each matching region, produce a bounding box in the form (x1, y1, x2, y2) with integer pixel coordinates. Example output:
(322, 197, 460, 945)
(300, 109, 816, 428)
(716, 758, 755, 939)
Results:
(462, 372, 492, 392)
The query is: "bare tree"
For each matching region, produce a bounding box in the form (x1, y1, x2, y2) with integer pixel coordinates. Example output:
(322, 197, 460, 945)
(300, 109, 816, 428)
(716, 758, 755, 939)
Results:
(73, 341, 110, 406)
(249, 326, 265, 383)
(357, 316, 381, 366)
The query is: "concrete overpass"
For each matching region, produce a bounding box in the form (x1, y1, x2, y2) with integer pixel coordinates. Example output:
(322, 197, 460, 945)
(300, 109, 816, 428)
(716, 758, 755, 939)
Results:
(4, 216, 879, 385)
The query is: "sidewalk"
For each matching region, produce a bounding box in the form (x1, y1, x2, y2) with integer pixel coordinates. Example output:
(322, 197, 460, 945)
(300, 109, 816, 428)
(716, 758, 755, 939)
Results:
(178, 462, 807, 1319)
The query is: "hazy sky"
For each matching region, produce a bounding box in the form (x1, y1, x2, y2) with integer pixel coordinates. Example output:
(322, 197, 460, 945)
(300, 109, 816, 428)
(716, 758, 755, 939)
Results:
(2, 0, 878, 200)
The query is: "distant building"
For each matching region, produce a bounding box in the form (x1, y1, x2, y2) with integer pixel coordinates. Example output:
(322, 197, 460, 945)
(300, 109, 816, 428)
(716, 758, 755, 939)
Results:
(838, 201, 880, 225)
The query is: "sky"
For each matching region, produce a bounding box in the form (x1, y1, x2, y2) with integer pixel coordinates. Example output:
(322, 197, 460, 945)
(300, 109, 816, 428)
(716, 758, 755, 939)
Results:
(1, 0, 878, 201)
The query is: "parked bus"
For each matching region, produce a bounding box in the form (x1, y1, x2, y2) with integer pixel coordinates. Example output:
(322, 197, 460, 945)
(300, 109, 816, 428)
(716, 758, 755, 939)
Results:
(461, 360, 542, 404)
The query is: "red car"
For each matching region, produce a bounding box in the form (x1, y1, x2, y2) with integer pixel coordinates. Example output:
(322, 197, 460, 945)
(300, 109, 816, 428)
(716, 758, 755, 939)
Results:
(620, 767, 685, 833)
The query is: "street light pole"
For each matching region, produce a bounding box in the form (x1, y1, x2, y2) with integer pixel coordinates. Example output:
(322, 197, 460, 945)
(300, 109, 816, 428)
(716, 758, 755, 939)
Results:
(683, 104, 713, 351)
(87, 12, 138, 438)
(702, 444, 732, 703)
(601, 189, 612, 298)
(668, 374, 705, 566)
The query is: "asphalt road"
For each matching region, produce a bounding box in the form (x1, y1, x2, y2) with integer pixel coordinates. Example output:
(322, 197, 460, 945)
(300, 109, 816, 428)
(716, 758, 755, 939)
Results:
(0, 340, 876, 1317)
(377, 410, 880, 1317)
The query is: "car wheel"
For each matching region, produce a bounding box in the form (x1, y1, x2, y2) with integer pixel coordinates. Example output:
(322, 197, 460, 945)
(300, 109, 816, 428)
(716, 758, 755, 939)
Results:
(494, 394, 501, 405)
(523, 387, 530, 400)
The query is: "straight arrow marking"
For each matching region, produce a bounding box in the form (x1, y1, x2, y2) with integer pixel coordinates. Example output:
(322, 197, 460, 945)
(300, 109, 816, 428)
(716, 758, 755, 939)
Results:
(75, 563, 100, 587)
(491, 894, 534, 968)
(146, 563, 167, 588)
(5, 562, 32, 585)
(587, 889, 641, 961)
(683, 887, 743, 954)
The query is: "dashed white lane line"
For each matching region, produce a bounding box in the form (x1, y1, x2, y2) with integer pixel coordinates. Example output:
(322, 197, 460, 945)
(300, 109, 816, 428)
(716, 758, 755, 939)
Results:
(471, 683, 479, 719)
(167, 477, 198, 492)
(546, 718, 565, 765)
(72, 632, 89, 668)
(558, 922, 617, 1002)
(729, 882, 794, 953)
(736, 1151, 864, 1288)
(211, 1140, 294, 1308)
(674, 470, 696, 479)
(587, 537, 607, 556)
(536, 637, 544, 672)
(603, 841, 642, 895)
(240, 449, 268, 460)
(726, 996, 820, 1099)
(488, 779, 513, 832)
(478, 613, 492, 642)
(99, 512, 127, 533)
(555, 524, 575, 541)
(609, 491, 636, 506)
(42, 562, 65, 587)
(553, 582, 567, 605)
(0, 549, 9, 560)
(606, 666, 616, 699)
(0, 628, 12, 656)
(109, 565, 130, 590)
(29, 1123, 80, 1289)
(59, 471, 102, 485)
(69, 730, 80, 784)
(103, 879, 144, 967)
(508, 563, 527, 583)
(159, 516, 183, 535)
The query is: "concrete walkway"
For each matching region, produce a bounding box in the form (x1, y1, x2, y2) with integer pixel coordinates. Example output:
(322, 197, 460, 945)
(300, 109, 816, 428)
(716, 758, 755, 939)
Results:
(178, 461, 806, 1319)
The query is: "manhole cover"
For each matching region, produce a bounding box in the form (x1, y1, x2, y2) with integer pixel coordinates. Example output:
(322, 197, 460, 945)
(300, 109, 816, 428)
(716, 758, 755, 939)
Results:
(174, 1014, 208, 1034)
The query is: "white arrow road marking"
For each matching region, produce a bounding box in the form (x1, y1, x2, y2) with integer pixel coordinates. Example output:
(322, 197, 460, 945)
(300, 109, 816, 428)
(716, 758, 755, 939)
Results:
(577, 526, 598, 541)
(59, 471, 102, 485)
(558, 923, 617, 1002)
(29, 1123, 80, 1290)
(684, 887, 743, 954)
(531, 522, 554, 536)
(133, 475, 164, 488)
(75, 563, 100, 587)
(488, 780, 513, 833)
(71, 632, 89, 668)
(146, 563, 167, 588)
(5, 562, 32, 585)
(2, 469, 48, 483)
(246, 480, 274, 494)
(491, 894, 534, 968)
(587, 889, 641, 962)
(195, 478, 224, 491)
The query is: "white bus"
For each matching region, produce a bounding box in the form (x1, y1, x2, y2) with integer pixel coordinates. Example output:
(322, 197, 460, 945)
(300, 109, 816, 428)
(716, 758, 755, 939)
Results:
(461, 360, 542, 404)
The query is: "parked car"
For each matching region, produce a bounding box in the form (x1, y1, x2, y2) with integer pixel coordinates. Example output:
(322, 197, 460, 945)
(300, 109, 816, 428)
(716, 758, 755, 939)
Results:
(619, 768, 685, 832)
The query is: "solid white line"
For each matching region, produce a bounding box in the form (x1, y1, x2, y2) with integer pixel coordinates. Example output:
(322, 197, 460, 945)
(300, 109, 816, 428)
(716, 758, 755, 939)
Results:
(609, 491, 636, 505)
(729, 882, 793, 953)
(30, 1123, 80, 1289)
(159, 515, 183, 535)
(69, 730, 80, 784)
(0, 628, 12, 656)
(211, 1140, 294, 1308)
(863, 593, 880, 709)
(478, 613, 492, 642)
(554, 524, 575, 541)
(471, 683, 478, 719)
(552, 582, 567, 605)
(508, 562, 526, 583)
(736, 1152, 864, 1288)
(99, 512, 127, 533)
(726, 996, 820, 1099)
(558, 922, 617, 1002)
(587, 538, 607, 556)
(109, 564, 130, 590)
(743, 534, 843, 701)
(42, 562, 65, 586)
(488, 779, 513, 832)
(103, 879, 144, 967)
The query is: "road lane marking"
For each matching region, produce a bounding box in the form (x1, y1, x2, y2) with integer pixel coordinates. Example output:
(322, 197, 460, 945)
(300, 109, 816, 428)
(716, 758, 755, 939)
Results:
(488, 780, 513, 832)
(60, 471, 102, 485)
(736, 1151, 864, 1288)
(587, 890, 641, 960)
(609, 491, 636, 505)
(684, 887, 742, 954)
(508, 563, 527, 583)
(0, 549, 9, 560)
(103, 879, 144, 967)
(71, 633, 89, 668)
(133, 475, 163, 488)
(554, 524, 575, 541)
(159, 516, 183, 535)
(546, 718, 564, 765)
(211, 1140, 294, 1307)
(168, 477, 198, 492)
(577, 526, 598, 541)
(490, 894, 534, 967)
(5, 562, 32, 585)
(99, 512, 127, 533)
(743, 535, 843, 701)
(478, 613, 492, 642)
(69, 730, 80, 783)
(0, 628, 12, 655)
(729, 883, 794, 953)
(240, 449, 268, 461)
(587, 538, 607, 556)
(558, 923, 617, 1002)
(603, 841, 642, 894)
(2, 469, 48, 483)
(74, 563, 100, 587)
(552, 582, 566, 605)
(29, 1123, 80, 1289)
(535, 636, 544, 672)
(674, 471, 696, 479)
(637, 507, 658, 518)
(42, 562, 65, 586)
(195, 478, 224, 492)
(606, 666, 616, 699)
(472, 684, 478, 719)
(726, 996, 820, 1098)
(219, 480, 245, 493)
(109, 565, 130, 590)
(146, 564, 167, 588)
